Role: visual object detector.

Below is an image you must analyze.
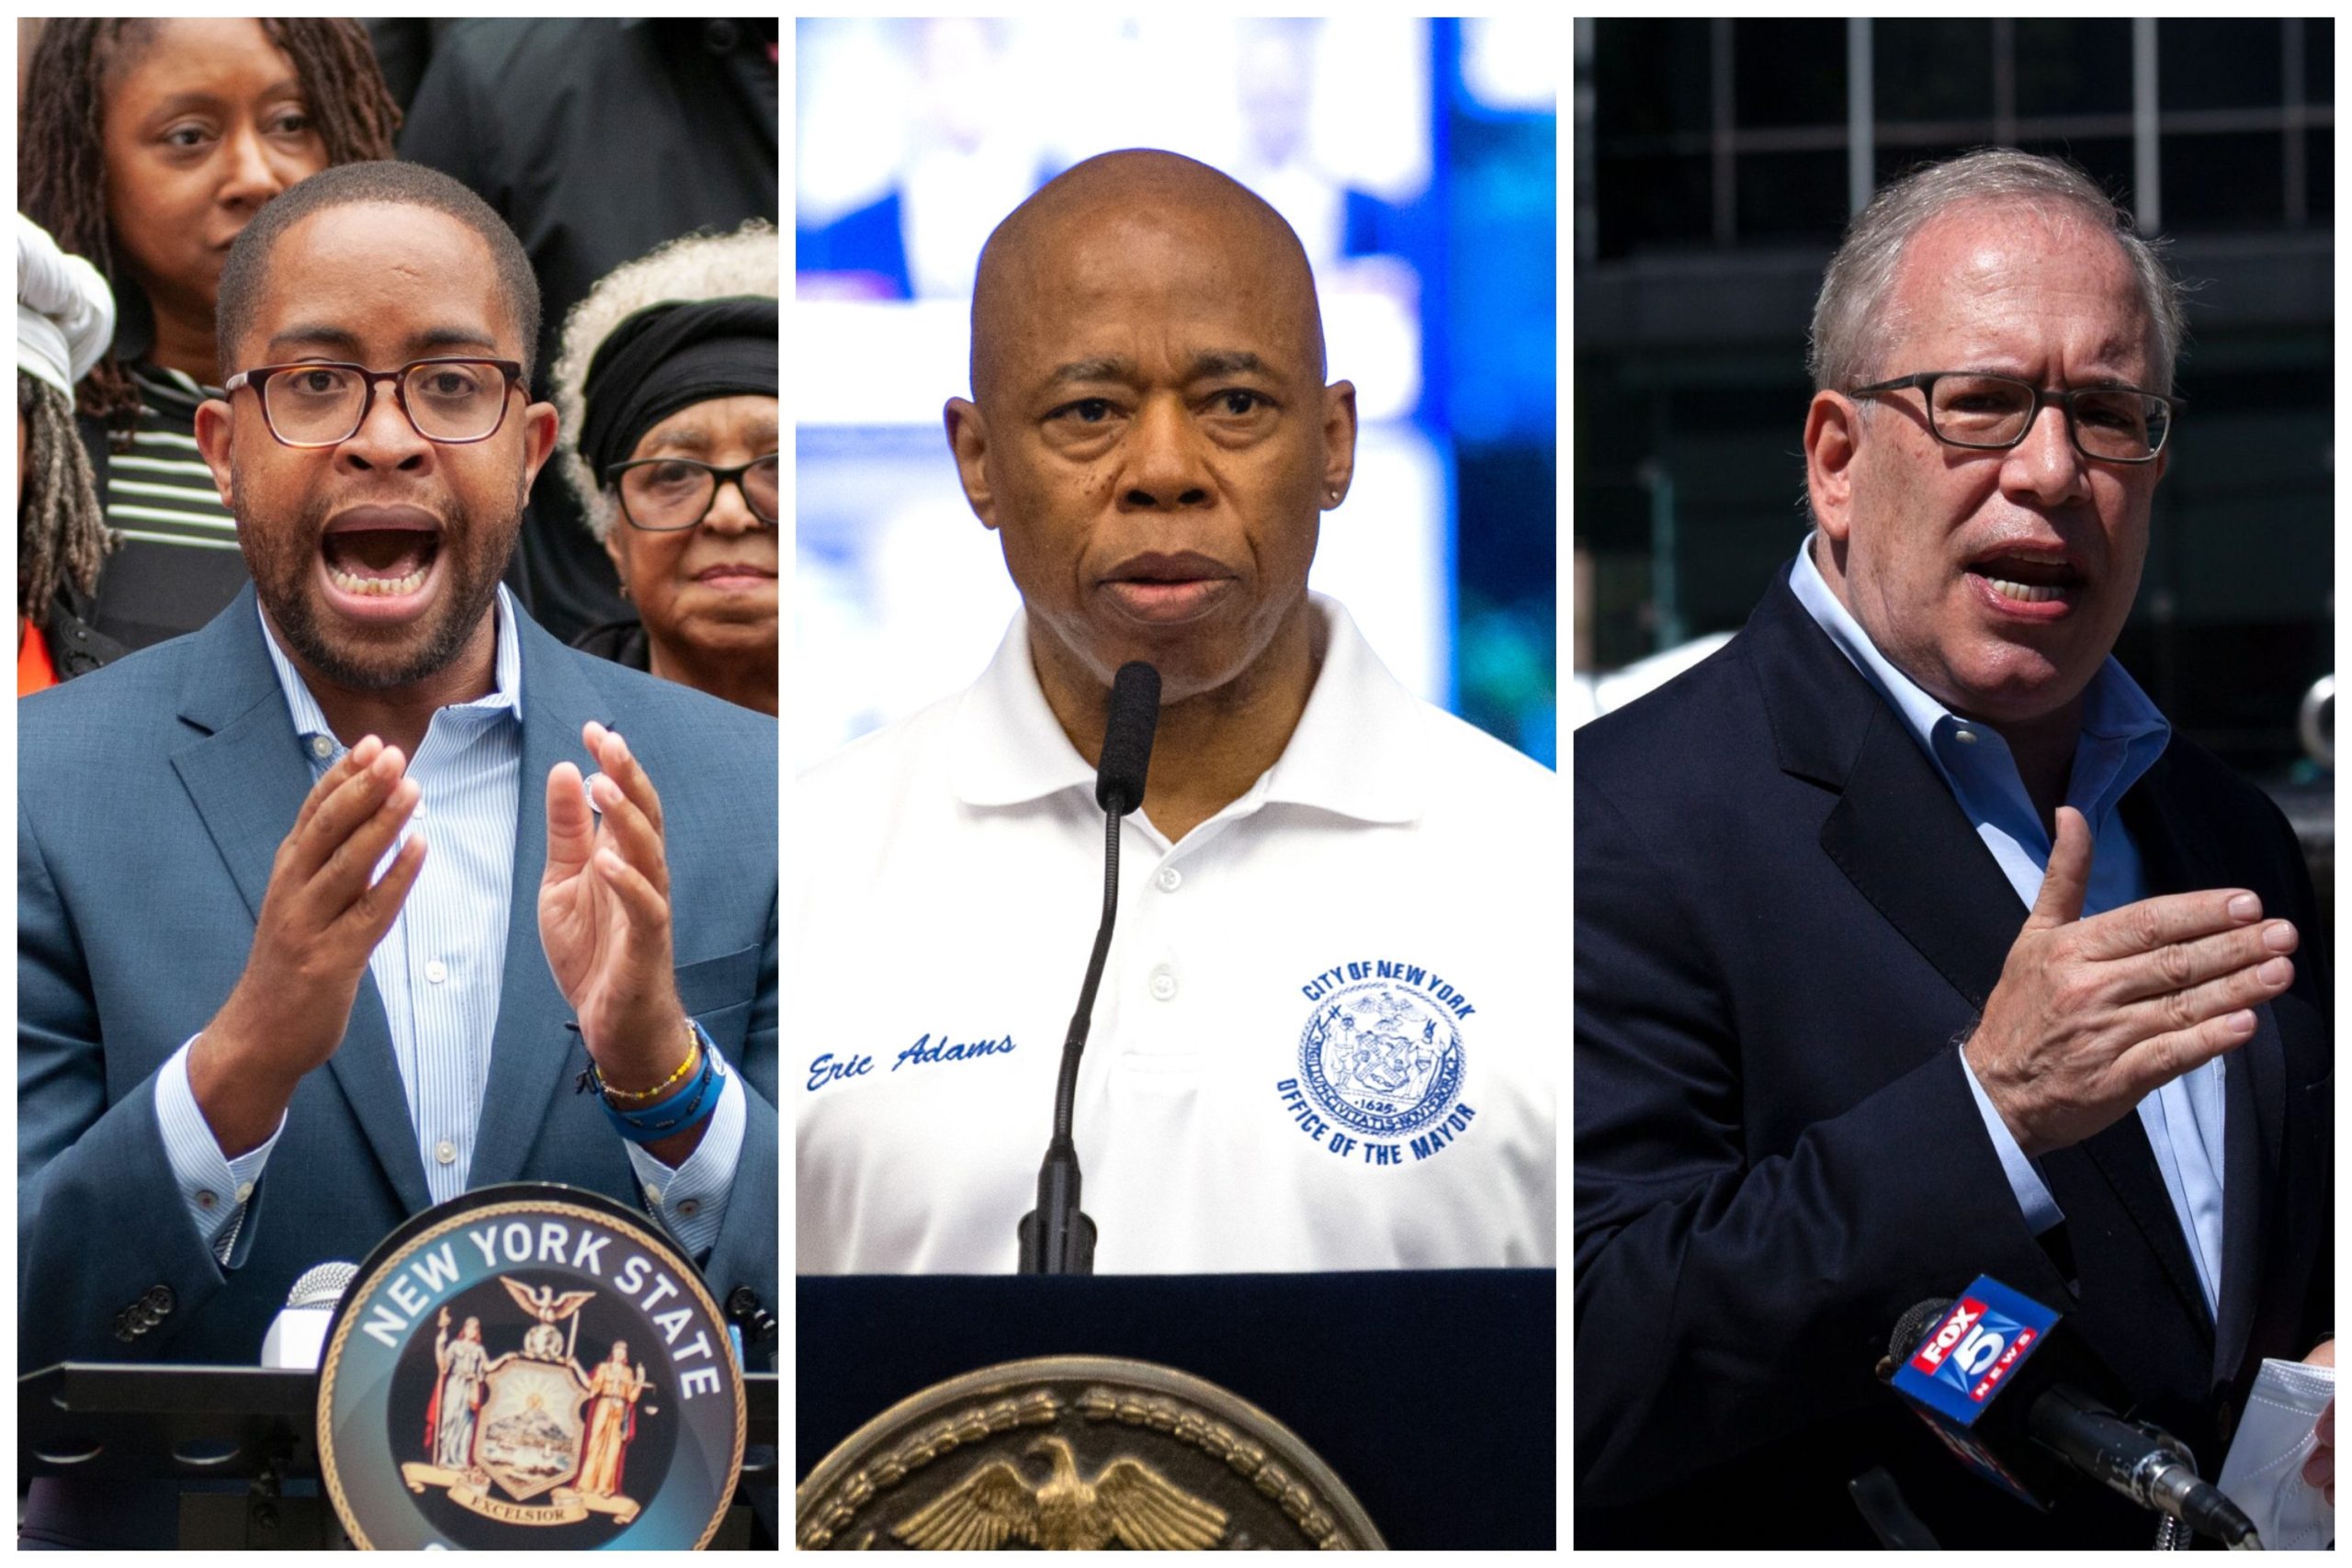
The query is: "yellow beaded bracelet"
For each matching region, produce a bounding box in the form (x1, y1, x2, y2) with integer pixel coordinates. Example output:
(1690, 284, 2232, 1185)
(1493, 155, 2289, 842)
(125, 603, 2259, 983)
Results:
(598, 1020, 702, 1104)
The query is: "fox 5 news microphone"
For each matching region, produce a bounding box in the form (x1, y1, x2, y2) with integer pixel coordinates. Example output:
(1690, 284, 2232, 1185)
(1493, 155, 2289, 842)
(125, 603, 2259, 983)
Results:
(1881, 1276, 2262, 1549)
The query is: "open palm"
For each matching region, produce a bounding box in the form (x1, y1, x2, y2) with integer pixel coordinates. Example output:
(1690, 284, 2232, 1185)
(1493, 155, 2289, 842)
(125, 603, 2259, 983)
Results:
(540, 722, 677, 1066)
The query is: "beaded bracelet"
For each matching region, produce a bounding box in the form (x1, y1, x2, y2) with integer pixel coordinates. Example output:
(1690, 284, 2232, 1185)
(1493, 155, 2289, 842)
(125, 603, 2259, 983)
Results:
(598, 1024, 726, 1145)
(593, 1018, 704, 1105)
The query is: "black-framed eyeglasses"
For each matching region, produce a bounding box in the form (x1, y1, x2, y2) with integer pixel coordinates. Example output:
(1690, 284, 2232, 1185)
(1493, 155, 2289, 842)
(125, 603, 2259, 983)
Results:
(603, 455, 779, 532)
(1849, 371, 2182, 464)
(222, 357, 526, 447)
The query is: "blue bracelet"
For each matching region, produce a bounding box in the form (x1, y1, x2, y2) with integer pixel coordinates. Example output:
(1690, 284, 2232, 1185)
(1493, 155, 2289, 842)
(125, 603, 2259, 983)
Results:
(597, 1022, 726, 1145)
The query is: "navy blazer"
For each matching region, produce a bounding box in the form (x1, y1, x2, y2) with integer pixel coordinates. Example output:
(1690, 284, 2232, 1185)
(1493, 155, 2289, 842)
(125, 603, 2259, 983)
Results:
(1574, 565, 2329, 1547)
(18, 587, 778, 1375)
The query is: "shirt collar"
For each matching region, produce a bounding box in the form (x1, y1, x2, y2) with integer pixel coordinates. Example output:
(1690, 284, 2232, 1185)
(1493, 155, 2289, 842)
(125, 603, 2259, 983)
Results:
(949, 592, 1425, 826)
(1788, 532, 2168, 806)
(258, 582, 525, 750)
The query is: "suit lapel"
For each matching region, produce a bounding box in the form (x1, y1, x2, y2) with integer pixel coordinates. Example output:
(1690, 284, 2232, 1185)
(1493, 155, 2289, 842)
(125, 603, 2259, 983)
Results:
(1747, 574, 2021, 1013)
(168, 590, 433, 1213)
(1750, 566, 2219, 1342)
(464, 615, 602, 1190)
(1816, 702, 2023, 1014)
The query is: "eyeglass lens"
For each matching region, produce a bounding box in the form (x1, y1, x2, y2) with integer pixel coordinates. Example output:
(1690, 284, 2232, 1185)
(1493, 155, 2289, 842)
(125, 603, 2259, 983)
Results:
(1928, 374, 2168, 459)
(619, 457, 780, 529)
(265, 362, 508, 444)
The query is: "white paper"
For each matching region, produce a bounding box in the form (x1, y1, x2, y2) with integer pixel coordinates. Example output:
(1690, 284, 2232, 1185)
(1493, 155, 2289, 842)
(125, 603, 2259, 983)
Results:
(2215, 1357, 2334, 1551)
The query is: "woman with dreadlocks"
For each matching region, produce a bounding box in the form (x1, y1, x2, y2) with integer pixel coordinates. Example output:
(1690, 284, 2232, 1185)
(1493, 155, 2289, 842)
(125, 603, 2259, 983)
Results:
(17, 214, 119, 694)
(18, 17, 399, 652)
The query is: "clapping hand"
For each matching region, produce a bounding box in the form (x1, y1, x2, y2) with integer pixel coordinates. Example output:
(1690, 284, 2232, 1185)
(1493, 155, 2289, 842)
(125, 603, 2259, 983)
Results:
(540, 722, 687, 1093)
(194, 736, 425, 1155)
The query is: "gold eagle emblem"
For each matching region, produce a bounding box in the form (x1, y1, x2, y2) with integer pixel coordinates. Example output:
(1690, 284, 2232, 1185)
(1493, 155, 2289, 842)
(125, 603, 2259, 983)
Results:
(891, 1436, 1228, 1551)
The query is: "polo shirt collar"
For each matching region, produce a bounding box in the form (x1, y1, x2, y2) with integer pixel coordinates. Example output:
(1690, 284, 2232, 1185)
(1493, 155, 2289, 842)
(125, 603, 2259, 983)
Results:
(950, 593, 1425, 826)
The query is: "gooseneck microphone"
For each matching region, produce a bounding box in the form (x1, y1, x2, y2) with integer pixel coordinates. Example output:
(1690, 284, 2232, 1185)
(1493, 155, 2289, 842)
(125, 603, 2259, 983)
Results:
(1017, 661, 1160, 1274)
(1883, 1281, 2262, 1548)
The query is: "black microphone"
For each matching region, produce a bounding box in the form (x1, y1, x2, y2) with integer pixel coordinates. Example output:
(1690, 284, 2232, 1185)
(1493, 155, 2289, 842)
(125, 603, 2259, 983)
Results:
(1017, 661, 1159, 1274)
(1882, 1283, 2261, 1548)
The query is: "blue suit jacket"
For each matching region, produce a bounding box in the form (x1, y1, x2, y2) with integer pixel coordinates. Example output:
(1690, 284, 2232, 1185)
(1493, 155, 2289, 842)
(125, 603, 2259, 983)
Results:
(18, 587, 778, 1374)
(1574, 567, 2329, 1547)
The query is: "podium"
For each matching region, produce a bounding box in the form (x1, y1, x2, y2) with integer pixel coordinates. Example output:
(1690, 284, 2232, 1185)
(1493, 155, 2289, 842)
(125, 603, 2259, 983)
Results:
(19, 1363, 778, 1549)
(797, 1269, 1555, 1550)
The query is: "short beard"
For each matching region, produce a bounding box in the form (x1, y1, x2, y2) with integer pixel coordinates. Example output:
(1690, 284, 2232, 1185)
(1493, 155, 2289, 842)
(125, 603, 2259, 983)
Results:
(239, 468, 520, 693)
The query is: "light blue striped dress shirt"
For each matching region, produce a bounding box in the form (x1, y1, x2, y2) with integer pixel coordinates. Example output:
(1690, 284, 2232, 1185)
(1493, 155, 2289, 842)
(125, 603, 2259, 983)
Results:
(1791, 539, 2225, 1316)
(153, 587, 744, 1262)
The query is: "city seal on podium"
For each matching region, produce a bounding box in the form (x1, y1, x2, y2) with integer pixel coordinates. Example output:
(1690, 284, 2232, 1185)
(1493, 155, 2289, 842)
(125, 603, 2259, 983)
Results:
(317, 1183, 745, 1550)
(797, 1356, 1387, 1550)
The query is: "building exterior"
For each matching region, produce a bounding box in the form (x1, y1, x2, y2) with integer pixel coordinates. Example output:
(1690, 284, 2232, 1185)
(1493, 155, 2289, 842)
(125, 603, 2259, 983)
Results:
(1575, 18, 2332, 795)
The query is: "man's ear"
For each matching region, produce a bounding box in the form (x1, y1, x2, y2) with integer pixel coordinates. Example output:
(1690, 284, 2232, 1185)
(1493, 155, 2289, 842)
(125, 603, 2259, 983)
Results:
(516, 400, 560, 492)
(193, 396, 237, 511)
(1318, 379, 1358, 508)
(944, 397, 999, 531)
(1804, 389, 1861, 546)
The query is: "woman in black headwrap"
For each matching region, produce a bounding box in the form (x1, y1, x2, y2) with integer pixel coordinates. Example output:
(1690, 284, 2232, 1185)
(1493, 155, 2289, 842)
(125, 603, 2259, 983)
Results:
(555, 223, 777, 714)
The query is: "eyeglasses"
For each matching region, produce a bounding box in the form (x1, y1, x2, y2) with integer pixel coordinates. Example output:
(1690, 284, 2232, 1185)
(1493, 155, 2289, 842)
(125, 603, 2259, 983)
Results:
(604, 455, 779, 532)
(1849, 371, 2182, 464)
(222, 357, 526, 447)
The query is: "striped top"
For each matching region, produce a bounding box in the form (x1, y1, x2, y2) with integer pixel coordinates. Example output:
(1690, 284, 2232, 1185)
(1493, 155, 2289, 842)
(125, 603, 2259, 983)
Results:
(90, 363, 251, 651)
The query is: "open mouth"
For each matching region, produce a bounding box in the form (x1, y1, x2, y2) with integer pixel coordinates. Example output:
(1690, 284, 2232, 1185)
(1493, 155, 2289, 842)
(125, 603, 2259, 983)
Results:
(324, 530, 439, 596)
(1965, 552, 2084, 606)
(319, 506, 444, 614)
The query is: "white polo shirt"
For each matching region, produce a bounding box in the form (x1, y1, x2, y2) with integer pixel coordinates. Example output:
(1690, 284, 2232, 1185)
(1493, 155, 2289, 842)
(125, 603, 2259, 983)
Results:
(794, 594, 1558, 1274)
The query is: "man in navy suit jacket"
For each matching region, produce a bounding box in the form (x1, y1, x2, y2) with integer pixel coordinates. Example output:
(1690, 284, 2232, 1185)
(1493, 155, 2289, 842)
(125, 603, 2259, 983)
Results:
(17, 164, 775, 1545)
(1575, 150, 2330, 1546)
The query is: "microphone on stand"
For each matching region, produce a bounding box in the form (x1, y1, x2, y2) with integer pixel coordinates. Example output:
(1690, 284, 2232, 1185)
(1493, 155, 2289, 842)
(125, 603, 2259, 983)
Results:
(260, 1260, 357, 1370)
(1882, 1277, 2261, 1548)
(1018, 660, 1159, 1275)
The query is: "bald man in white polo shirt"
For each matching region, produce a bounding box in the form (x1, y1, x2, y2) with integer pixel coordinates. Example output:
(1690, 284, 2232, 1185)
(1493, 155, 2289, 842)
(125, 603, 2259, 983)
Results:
(794, 150, 1555, 1274)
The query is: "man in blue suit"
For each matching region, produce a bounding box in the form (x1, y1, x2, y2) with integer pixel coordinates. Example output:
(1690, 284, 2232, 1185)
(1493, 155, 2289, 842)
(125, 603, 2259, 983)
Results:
(1575, 151, 2329, 1546)
(17, 163, 775, 1540)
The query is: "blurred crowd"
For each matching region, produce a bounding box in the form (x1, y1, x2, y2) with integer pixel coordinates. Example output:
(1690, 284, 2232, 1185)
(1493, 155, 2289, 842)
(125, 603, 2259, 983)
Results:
(16, 17, 779, 710)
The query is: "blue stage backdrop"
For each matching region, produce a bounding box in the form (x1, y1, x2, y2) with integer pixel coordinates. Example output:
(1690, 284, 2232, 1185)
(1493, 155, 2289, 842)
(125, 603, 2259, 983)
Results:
(794, 17, 1557, 768)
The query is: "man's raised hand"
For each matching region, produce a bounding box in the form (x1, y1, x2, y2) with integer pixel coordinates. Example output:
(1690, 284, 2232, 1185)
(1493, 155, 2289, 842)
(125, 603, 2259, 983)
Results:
(192, 736, 426, 1155)
(540, 721, 686, 1092)
(1965, 806, 2297, 1159)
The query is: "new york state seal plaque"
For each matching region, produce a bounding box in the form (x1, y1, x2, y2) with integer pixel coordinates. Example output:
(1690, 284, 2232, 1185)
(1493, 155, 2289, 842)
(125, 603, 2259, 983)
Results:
(797, 1356, 1385, 1550)
(317, 1183, 745, 1550)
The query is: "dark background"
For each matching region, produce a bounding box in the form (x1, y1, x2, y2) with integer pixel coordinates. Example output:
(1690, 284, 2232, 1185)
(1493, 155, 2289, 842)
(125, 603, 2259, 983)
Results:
(1573, 19, 2333, 801)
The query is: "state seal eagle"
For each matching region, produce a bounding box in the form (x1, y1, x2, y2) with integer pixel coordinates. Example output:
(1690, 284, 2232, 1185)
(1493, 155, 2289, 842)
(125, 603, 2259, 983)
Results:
(891, 1435, 1228, 1551)
(500, 1278, 597, 1325)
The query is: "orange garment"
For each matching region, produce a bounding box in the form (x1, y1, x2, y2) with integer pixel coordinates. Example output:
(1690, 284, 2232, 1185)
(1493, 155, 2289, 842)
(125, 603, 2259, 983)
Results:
(18, 616, 58, 696)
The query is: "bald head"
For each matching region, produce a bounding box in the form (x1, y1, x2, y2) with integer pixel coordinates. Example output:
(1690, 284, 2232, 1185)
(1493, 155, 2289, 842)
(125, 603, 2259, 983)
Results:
(968, 150, 1325, 406)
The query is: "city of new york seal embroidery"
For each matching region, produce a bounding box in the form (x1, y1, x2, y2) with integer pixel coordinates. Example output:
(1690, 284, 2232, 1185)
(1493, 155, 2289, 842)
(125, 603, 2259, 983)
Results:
(1277, 959, 1480, 1167)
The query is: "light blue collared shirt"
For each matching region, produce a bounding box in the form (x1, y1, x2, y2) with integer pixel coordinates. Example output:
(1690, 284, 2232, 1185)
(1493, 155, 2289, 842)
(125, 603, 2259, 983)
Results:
(1791, 537, 2226, 1316)
(153, 587, 744, 1262)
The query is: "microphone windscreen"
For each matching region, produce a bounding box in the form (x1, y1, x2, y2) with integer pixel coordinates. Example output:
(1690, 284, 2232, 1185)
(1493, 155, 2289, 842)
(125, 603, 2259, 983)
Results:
(1095, 661, 1161, 815)
(1888, 1297, 1953, 1361)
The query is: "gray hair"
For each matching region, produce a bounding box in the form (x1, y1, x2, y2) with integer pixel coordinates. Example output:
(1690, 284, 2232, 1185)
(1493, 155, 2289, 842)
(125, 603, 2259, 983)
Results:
(552, 220, 780, 541)
(1808, 148, 2188, 395)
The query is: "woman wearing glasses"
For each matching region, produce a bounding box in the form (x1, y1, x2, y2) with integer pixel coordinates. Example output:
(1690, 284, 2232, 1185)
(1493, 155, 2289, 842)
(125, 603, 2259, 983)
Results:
(554, 221, 778, 716)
